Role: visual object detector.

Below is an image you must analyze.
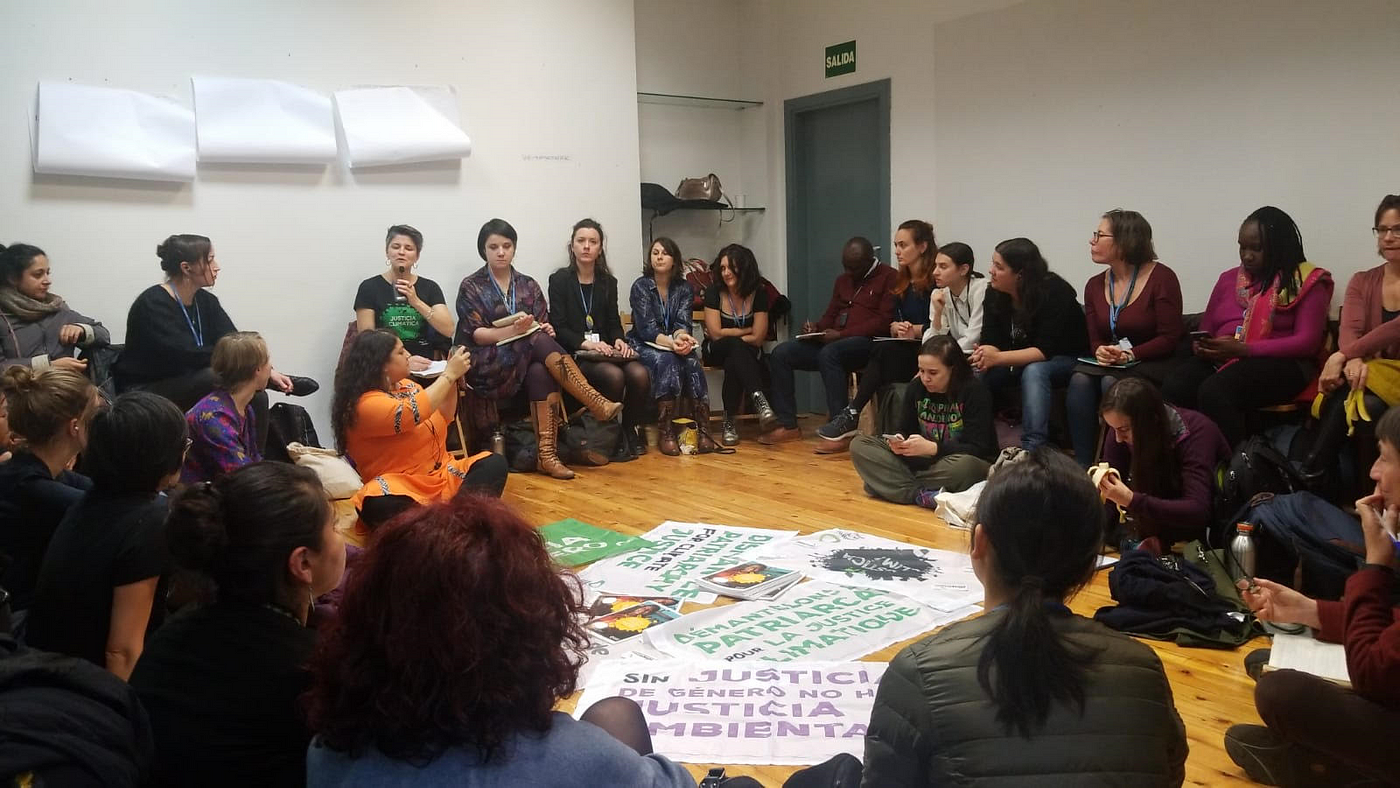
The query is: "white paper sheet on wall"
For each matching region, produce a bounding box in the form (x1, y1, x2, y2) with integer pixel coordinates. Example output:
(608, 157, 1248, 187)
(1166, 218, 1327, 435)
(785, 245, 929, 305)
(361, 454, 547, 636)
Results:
(333, 85, 472, 167)
(191, 76, 337, 164)
(33, 81, 196, 182)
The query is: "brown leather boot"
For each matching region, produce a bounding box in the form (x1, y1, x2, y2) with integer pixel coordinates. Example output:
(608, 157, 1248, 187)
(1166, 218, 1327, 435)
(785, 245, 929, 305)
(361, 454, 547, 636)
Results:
(545, 352, 622, 421)
(530, 394, 575, 479)
(656, 399, 680, 456)
(693, 398, 717, 454)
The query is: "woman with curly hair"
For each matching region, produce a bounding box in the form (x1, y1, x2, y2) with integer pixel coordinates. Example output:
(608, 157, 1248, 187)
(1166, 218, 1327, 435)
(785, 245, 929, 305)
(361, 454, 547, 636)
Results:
(304, 494, 695, 786)
(331, 330, 508, 529)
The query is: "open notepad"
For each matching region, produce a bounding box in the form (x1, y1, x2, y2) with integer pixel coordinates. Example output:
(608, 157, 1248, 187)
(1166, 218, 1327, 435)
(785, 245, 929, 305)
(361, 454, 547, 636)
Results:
(1266, 632, 1351, 686)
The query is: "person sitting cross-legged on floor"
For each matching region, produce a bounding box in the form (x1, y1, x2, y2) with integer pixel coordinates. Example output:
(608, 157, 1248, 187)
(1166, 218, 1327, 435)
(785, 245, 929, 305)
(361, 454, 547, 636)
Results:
(1223, 405, 1400, 788)
(762, 236, 894, 446)
(850, 335, 995, 509)
(861, 448, 1188, 787)
(332, 330, 508, 530)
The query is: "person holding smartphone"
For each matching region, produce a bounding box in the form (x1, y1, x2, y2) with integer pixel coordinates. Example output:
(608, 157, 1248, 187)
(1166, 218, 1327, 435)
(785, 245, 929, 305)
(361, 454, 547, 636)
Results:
(353, 225, 454, 373)
(1161, 207, 1332, 446)
(850, 335, 995, 508)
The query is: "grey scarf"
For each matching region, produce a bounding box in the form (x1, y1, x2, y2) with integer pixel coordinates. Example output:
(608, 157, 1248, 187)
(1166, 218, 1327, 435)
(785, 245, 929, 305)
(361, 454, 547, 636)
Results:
(0, 288, 64, 323)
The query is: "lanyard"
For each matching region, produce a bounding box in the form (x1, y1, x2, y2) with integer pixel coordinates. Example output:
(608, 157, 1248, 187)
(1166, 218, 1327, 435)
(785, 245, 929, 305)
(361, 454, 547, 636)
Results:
(1107, 265, 1140, 340)
(177, 295, 204, 346)
(657, 284, 674, 333)
(489, 270, 516, 315)
(577, 281, 595, 330)
(948, 286, 969, 328)
(725, 290, 750, 327)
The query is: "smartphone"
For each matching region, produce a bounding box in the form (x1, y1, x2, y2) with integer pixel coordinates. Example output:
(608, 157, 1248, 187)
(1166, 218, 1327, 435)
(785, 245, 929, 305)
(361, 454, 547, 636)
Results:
(882, 433, 906, 442)
(1189, 330, 1211, 342)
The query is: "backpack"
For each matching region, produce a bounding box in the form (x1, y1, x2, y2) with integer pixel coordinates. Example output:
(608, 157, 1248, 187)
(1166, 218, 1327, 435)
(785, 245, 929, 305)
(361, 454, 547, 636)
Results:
(783, 754, 863, 788)
(1212, 432, 1304, 547)
(1239, 491, 1365, 600)
(264, 403, 320, 463)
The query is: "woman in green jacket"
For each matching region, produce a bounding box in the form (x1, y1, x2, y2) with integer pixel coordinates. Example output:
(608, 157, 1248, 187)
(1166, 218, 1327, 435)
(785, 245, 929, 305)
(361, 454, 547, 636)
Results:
(861, 448, 1188, 787)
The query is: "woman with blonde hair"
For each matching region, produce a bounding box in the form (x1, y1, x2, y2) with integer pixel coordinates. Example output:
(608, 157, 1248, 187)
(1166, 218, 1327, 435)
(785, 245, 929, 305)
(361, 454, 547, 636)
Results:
(181, 331, 272, 484)
(0, 365, 97, 619)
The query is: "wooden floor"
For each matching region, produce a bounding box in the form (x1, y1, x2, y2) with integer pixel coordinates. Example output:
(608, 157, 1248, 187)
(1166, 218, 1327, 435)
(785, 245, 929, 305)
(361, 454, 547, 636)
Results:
(507, 418, 1266, 787)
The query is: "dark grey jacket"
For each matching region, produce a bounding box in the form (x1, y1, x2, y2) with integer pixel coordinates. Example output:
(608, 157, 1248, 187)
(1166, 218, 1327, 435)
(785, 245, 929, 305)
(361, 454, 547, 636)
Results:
(0, 306, 108, 368)
(862, 609, 1187, 787)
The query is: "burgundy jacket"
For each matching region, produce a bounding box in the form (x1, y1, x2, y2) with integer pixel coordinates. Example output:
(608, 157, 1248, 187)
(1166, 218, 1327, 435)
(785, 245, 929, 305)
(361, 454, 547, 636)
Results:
(815, 263, 897, 339)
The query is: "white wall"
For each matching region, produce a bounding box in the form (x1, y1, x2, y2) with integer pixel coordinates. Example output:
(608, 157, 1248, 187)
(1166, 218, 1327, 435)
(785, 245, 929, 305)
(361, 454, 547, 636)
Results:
(0, 0, 642, 435)
(634, 0, 767, 283)
(935, 0, 1399, 310)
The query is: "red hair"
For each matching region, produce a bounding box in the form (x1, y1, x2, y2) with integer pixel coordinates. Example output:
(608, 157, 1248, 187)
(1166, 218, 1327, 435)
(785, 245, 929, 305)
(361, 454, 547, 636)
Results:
(303, 494, 589, 762)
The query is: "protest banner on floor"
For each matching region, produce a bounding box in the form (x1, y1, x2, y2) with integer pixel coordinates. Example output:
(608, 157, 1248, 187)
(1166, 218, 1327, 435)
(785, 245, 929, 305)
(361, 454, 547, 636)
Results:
(760, 529, 983, 611)
(643, 580, 976, 662)
(538, 519, 653, 567)
(579, 521, 796, 603)
(577, 659, 888, 765)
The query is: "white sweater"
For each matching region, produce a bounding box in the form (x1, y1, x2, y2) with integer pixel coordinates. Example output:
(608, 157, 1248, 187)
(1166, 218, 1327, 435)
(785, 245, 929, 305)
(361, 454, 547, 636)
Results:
(923, 276, 987, 355)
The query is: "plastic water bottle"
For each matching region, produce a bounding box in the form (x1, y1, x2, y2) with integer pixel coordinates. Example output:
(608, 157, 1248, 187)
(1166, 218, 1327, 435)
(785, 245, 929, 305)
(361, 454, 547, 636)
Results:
(1230, 522, 1257, 584)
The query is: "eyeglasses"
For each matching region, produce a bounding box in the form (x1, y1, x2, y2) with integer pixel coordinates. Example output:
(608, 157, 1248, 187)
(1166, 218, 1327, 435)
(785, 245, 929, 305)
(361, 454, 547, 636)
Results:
(1374, 226, 1400, 238)
(1091, 231, 1114, 243)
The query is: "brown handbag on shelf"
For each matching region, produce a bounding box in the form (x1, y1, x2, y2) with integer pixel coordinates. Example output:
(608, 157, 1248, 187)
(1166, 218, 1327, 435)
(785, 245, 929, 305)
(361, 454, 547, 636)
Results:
(674, 173, 726, 203)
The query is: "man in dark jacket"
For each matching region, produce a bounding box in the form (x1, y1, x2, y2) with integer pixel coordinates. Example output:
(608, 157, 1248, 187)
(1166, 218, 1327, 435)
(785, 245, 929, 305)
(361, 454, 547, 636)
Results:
(761, 237, 894, 447)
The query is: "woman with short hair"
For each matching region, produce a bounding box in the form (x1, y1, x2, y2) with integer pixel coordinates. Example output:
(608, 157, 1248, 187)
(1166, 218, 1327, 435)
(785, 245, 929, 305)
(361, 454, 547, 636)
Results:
(353, 224, 453, 370)
(0, 242, 109, 372)
(1066, 210, 1185, 466)
(455, 218, 621, 480)
(26, 391, 188, 680)
(304, 494, 695, 787)
(862, 448, 1188, 787)
(181, 331, 272, 484)
(131, 461, 346, 788)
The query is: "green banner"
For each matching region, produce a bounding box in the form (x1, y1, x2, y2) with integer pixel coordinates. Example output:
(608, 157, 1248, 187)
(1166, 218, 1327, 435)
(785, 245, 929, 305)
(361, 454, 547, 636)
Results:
(825, 40, 856, 78)
(539, 519, 653, 567)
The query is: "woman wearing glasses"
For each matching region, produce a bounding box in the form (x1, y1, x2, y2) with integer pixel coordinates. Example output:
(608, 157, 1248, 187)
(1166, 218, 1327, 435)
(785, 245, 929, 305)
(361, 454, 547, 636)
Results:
(1066, 210, 1185, 466)
(1299, 195, 1400, 482)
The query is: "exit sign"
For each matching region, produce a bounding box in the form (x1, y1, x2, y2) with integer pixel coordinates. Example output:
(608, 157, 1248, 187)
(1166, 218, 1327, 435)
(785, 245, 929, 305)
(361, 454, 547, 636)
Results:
(825, 40, 856, 78)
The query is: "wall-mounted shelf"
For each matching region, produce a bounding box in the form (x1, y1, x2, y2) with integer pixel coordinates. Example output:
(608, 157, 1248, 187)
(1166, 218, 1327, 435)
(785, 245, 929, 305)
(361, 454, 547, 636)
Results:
(637, 92, 763, 110)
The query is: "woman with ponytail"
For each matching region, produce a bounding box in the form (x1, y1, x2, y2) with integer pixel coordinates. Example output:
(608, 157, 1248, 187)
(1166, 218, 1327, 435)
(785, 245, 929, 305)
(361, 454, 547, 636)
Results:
(27, 392, 187, 679)
(0, 365, 97, 619)
(862, 448, 1187, 787)
(129, 461, 346, 788)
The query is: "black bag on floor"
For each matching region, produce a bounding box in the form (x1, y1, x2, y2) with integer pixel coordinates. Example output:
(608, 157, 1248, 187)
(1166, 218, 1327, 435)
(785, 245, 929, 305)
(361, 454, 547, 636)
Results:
(501, 419, 537, 472)
(1242, 491, 1365, 600)
(562, 412, 622, 464)
(265, 403, 320, 463)
(783, 753, 863, 788)
(1212, 432, 1304, 546)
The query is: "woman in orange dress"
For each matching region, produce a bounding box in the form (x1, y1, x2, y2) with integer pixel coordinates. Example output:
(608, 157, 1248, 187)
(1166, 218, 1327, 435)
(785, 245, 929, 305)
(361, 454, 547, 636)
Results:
(332, 329, 508, 528)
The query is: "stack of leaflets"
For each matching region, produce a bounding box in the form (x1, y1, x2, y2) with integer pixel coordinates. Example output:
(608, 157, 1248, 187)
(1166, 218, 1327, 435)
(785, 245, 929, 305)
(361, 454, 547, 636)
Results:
(584, 597, 683, 646)
(695, 561, 804, 600)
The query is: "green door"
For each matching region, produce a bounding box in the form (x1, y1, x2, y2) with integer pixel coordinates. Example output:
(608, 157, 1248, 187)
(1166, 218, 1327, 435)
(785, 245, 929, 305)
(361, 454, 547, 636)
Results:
(784, 79, 891, 415)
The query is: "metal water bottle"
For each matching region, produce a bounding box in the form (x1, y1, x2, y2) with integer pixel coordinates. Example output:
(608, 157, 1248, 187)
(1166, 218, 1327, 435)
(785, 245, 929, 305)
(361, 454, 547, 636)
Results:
(1230, 522, 1257, 584)
(491, 429, 505, 456)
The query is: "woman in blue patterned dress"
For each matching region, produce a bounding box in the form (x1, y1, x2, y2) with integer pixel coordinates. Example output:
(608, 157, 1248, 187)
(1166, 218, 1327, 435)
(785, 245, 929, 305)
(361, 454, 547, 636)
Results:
(454, 219, 620, 480)
(627, 238, 715, 455)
